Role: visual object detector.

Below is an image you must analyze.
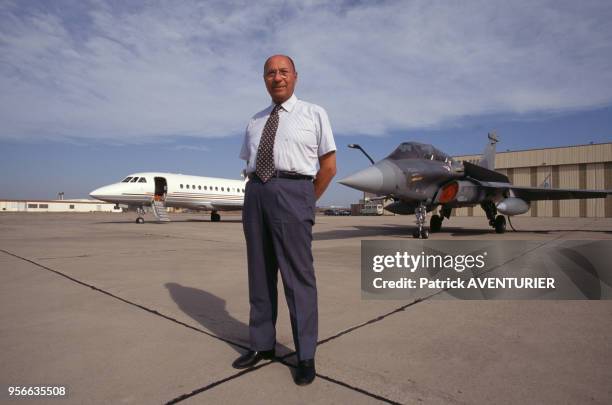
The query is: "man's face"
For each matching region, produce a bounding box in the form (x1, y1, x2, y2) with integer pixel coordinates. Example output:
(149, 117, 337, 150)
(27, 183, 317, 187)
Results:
(263, 56, 297, 104)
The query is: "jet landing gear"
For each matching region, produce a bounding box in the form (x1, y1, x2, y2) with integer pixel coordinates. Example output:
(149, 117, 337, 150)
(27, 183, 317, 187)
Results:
(412, 203, 429, 239)
(210, 210, 221, 222)
(430, 215, 443, 233)
(430, 206, 451, 233)
(481, 201, 506, 233)
(136, 207, 145, 224)
(429, 206, 451, 233)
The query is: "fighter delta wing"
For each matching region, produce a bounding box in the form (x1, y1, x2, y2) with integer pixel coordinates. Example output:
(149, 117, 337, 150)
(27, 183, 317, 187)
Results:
(339, 134, 611, 238)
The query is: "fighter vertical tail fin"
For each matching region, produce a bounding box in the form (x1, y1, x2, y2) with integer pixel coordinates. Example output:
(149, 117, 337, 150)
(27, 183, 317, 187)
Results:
(479, 132, 498, 170)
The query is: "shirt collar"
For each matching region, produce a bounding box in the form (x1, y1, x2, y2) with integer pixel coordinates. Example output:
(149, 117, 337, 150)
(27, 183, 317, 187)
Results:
(271, 94, 298, 113)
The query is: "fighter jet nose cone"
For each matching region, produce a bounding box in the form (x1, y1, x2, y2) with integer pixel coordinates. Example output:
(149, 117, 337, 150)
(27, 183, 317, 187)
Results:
(339, 165, 384, 193)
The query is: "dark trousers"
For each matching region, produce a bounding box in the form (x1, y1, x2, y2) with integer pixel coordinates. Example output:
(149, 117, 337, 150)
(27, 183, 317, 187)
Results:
(242, 176, 317, 360)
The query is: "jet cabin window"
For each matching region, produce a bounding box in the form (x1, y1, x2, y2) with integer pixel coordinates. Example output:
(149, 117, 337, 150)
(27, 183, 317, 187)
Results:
(138, 177, 146, 183)
(130, 177, 139, 183)
(122, 177, 133, 183)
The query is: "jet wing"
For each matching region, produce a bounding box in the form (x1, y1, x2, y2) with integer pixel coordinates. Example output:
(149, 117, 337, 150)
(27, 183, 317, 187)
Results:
(468, 179, 611, 201)
(463, 161, 611, 201)
(508, 186, 612, 201)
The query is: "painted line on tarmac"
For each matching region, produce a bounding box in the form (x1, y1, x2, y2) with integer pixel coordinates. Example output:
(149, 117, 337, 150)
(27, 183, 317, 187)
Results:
(165, 362, 270, 405)
(165, 356, 402, 405)
(0, 248, 250, 352)
(276, 357, 403, 405)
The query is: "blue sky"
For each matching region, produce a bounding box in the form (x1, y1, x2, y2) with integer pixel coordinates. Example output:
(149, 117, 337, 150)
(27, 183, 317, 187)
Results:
(1, 0, 611, 206)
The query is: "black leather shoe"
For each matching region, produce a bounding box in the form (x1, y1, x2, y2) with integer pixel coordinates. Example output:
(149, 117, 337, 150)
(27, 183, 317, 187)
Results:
(232, 349, 275, 369)
(294, 359, 316, 385)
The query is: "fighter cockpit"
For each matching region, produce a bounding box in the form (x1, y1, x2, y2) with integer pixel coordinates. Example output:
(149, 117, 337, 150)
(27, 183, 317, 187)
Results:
(387, 142, 454, 163)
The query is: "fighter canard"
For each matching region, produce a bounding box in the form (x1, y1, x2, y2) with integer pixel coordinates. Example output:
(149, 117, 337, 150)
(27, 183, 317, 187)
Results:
(339, 134, 612, 238)
(90, 172, 246, 223)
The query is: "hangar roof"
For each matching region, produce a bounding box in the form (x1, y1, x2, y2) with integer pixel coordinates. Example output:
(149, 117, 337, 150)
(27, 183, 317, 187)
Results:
(454, 142, 612, 168)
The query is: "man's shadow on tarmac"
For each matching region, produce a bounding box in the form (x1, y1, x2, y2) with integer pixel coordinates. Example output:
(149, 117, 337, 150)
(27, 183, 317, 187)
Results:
(165, 283, 300, 373)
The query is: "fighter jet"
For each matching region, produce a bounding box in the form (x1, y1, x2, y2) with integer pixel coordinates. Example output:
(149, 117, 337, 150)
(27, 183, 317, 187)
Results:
(339, 134, 612, 238)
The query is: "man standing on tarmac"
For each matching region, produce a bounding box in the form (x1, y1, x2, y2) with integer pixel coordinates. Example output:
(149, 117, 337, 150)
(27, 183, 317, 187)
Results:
(235, 54, 336, 385)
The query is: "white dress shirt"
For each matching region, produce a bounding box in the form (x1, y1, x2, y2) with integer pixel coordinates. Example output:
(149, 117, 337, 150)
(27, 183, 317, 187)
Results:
(240, 94, 336, 177)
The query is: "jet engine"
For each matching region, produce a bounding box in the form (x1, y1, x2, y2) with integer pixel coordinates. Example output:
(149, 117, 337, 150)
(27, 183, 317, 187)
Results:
(496, 197, 530, 215)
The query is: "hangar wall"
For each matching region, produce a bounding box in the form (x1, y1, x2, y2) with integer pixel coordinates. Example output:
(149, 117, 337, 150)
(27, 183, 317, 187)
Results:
(452, 142, 612, 218)
(0, 199, 122, 213)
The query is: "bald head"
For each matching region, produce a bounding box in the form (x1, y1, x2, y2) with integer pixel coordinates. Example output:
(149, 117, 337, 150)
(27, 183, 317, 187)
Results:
(263, 54, 298, 104)
(264, 54, 296, 73)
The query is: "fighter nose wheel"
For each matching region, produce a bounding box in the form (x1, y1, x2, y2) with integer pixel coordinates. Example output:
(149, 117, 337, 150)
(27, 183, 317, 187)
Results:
(412, 202, 429, 239)
(412, 228, 429, 239)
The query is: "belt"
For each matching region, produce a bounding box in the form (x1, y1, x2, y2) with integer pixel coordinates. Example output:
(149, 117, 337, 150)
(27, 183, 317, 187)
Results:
(248, 171, 313, 181)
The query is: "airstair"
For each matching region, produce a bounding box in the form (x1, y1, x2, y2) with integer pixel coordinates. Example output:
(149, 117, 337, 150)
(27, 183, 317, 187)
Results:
(151, 200, 171, 222)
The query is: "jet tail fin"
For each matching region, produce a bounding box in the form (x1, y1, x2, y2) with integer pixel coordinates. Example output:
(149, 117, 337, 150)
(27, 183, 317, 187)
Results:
(479, 132, 498, 170)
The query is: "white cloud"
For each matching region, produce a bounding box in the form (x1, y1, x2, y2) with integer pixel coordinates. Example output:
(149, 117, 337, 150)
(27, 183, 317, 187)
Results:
(1, 0, 611, 141)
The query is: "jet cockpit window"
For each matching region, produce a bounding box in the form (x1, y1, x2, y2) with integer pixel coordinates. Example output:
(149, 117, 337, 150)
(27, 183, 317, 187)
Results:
(388, 143, 452, 162)
(130, 177, 139, 182)
(138, 177, 146, 183)
(388, 143, 420, 159)
(420, 145, 450, 161)
(122, 177, 133, 183)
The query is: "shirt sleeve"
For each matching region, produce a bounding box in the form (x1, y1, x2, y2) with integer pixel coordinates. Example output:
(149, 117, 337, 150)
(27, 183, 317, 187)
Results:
(239, 122, 250, 161)
(315, 107, 336, 157)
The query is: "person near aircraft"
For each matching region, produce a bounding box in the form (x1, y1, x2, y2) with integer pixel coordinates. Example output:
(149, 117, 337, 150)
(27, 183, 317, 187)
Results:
(234, 54, 336, 386)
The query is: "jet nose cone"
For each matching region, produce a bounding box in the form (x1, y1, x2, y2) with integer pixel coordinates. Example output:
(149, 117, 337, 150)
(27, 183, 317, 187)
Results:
(89, 185, 113, 200)
(338, 165, 384, 194)
(89, 187, 102, 199)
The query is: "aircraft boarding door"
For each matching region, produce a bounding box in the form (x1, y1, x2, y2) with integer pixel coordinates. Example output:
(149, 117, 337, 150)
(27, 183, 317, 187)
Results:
(154, 177, 167, 201)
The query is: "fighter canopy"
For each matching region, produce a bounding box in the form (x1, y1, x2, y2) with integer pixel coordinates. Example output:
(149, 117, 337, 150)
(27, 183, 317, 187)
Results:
(388, 142, 453, 163)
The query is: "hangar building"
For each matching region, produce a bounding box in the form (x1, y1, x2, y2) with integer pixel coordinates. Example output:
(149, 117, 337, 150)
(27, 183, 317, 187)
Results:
(0, 199, 121, 213)
(452, 142, 612, 218)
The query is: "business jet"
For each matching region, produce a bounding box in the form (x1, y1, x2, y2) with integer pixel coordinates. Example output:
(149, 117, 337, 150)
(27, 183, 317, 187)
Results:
(90, 172, 246, 223)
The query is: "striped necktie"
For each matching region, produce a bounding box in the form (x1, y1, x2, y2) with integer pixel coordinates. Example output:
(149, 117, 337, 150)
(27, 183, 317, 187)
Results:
(255, 104, 282, 183)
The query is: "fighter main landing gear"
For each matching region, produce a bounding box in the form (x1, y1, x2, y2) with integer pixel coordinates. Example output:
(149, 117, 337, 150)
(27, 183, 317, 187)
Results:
(412, 202, 429, 239)
(481, 201, 506, 233)
(210, 210, 221, 222)
(430, 206, 451, 233)
(494, 215, 506, 233)
(430, 214, 443, 233)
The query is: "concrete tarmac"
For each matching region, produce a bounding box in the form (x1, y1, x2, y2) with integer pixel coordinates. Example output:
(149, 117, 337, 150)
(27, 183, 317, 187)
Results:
(1, 212, 611, 404)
